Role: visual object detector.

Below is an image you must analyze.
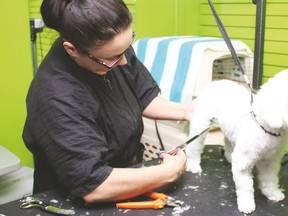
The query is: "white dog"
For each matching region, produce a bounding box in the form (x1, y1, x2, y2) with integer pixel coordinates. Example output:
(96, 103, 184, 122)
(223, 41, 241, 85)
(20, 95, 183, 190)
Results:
(186, 70, 288, 214)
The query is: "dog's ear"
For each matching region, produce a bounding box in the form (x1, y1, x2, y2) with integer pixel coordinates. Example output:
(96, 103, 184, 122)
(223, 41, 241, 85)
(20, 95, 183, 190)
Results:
(261, 106, 284, 129)
(254, 89, 284, 130)
(253, 87, 284, 130)
(258, 69, 288, 130)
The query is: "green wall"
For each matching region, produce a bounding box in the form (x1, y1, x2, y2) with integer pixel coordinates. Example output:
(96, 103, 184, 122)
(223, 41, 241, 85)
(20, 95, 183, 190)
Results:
(198, 0, 288, 82)
(135, 0, 200, 37)
(0, 1, 34, 167)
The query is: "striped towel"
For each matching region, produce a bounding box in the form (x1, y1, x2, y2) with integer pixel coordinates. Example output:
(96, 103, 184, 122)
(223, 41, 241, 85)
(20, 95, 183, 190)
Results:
(133, 36, 253, 104)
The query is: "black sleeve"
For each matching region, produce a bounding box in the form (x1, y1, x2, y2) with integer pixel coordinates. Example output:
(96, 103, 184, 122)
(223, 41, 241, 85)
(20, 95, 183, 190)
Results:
(24, 73, 113, 199)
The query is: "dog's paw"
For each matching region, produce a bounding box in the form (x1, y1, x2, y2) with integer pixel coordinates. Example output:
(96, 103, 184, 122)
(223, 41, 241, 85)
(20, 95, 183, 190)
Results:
(237, 197, 256, 214)
(264, 189, 285, 202)
(186, 159, 202, 174)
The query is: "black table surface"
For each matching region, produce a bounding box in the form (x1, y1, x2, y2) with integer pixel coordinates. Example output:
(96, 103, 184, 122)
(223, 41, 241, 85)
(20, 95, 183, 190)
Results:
(0, 145, 288, 216)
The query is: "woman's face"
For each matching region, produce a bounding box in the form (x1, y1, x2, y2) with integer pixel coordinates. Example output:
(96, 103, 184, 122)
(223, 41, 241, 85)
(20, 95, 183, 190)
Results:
(66, 26, 135, 75)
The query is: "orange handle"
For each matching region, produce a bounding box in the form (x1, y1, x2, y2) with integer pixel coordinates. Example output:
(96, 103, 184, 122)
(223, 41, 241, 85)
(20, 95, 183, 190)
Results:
(144, 191, 168, 200)
(116, 199, 165, 209)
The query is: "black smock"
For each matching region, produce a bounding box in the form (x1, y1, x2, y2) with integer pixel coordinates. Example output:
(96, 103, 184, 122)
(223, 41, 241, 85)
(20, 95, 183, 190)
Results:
(22, 38, 160, 199)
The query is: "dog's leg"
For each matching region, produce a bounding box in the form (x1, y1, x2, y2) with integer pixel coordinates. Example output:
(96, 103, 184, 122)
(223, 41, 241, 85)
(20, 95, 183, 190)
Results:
(231, 150, 256, 214)
(256, 154, 285, 202)
(223, 137, 233, 163)
(186, 137, 205, 174)
(186, 122, 210, 174)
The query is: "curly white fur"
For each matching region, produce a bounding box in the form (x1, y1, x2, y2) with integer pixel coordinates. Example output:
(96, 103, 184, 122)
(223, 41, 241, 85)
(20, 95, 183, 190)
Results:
(186, 69, 288, 214)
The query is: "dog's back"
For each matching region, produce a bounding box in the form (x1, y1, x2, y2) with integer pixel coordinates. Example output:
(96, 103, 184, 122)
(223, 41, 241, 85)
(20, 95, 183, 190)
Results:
(192, 80, 251, 125)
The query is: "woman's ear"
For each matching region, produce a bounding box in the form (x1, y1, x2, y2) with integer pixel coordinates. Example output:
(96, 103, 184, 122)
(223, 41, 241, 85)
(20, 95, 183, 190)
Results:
(63, 41, 78, 58)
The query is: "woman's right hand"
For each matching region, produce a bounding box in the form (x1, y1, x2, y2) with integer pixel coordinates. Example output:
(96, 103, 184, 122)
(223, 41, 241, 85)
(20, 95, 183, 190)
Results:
(159, 149, 187, 181)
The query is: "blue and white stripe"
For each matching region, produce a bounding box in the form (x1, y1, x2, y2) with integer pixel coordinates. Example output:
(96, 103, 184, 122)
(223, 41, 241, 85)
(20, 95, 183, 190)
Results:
(133, 36, 252, 104)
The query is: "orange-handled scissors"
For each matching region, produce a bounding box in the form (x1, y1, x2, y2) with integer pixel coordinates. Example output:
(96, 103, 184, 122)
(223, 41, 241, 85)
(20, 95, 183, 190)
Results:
(116, 192, 180, 209)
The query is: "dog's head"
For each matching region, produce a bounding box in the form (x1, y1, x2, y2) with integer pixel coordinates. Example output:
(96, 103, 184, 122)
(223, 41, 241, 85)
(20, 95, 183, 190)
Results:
(252, 69, 288, 130)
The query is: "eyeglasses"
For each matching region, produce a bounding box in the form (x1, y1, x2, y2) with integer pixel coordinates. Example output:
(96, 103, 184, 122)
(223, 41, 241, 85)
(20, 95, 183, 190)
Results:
(86, 32, 136, 69)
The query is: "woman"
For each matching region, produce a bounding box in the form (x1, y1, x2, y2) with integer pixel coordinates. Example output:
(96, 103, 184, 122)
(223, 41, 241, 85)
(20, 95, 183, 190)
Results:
(23, 0, 191, 203)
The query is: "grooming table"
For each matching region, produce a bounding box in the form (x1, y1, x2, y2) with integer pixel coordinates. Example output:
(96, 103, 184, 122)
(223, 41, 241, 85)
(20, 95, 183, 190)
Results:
(0, 145, 287, 216)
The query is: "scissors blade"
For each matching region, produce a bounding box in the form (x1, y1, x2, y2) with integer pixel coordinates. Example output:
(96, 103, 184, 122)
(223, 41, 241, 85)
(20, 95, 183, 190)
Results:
(167, 126, 211, 154)
(43, 205, 75, 215)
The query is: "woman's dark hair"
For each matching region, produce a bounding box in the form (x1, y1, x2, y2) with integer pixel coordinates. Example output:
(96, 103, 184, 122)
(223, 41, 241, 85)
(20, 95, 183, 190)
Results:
(41, 0, 133, 52)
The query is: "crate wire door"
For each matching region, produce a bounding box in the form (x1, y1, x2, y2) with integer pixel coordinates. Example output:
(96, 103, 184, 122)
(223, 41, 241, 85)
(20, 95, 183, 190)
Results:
(212, 55, 254, 84)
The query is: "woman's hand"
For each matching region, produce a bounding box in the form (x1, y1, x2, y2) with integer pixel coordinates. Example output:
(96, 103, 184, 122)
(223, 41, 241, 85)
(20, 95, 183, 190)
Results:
(159, 149, 187, 181)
